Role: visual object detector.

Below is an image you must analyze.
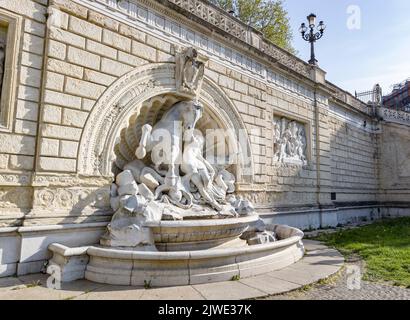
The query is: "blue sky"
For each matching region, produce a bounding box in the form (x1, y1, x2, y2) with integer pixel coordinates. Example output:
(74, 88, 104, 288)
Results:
(283, 0, 410, 95)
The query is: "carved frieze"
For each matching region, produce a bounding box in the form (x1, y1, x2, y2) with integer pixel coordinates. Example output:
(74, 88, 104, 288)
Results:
(33, 187, 111, 213)
(0, 187, 32, 209)
(379, 107, 410, 127)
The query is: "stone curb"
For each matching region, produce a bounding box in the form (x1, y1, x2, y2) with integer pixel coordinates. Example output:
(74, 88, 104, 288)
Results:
(0, 240, 344, 300)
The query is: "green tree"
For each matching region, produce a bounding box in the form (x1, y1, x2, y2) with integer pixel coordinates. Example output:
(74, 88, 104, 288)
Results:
(210, 0, 295, 53)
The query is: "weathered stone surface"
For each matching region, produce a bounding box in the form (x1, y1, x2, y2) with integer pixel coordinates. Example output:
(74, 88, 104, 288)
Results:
(146, 35, 170, 53)
(45, 72, 64, 91)
(21, 52, 43, 69)
(88, 11, 119, 31)
(101, 58, 133, 77)
(47, 40, 67, 60)
(48, 6, 69, 29)
(67, 46, 100, 70)
(42, 105, 62, 124)
(102, 30, 131, 52)
(86, 40, 117, 61)
(49, 28, 85, 49)
(40, 138, 60, 157)
(24, 19, 45, 37)
(38, 157, 76, 172)
(60, 140, 78, 158)
(1, 0, 46, 22)
(18, 85, 40, 102)
(119, 24, 145, 42)
(0, 134, 35, 155)
(16, 100, 39, 121)
(9, 155, 34, 171)
(65, 78, 106, 100)
(131, 41, 156, 61)
(0, 154, 8, 169)
(47, 59, 83, 79)
(82, 98, 96, 111)
(15, 119, 37, 136)
(193, 281, 266, 300)
(117, 51, 145, 67)
(41, 123, 82, 140)
(62, 108, 88, 128)
(84, 70, 116, 86)
(69, 16, 102, 42)
(50, 0, 88, 19)
(43, 90, 82, 109)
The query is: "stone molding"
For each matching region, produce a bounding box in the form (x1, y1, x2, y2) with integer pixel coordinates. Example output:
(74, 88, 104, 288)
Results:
(0, 173, 32, 186)
(0, 8, 23, 132)
(329, 103, 380, 134)
(378, 107, 410, 127)
(327, 82, 368, 115)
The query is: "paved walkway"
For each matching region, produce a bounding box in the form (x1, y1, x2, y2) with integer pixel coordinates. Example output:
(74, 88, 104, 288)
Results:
(0, 240, 343, 300)
(262, 259, 410, 300)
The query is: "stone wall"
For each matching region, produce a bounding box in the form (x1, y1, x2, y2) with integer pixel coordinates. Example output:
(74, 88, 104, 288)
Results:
(0, 0, 409, 277)
(379, 122, 410, 204)
(328, 111, 379, 203)
(0, 0, 47, 228)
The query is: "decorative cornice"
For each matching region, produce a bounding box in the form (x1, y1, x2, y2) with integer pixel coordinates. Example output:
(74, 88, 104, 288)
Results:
(329, 103, 380, 134)
(326, 81, 369, 115)
(161, 0, 312, 77)
(378, 107, 410, 127)
(78, 0, 329, 104)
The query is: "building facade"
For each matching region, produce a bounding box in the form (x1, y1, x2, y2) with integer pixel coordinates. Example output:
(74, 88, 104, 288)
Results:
(0, 0, 410, 277)
(383, 79, 410, 112)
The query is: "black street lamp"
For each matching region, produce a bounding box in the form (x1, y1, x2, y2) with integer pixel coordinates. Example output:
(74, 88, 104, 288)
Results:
(299, 13, 326, 66)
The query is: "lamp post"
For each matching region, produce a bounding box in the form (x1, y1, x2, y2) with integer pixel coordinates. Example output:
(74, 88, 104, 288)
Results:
(299, 14, 326, 66)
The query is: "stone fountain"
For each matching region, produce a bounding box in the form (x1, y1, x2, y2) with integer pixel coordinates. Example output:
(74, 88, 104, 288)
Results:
(46, 47, 304, 287)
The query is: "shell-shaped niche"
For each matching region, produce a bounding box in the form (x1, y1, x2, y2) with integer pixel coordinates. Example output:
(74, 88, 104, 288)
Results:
(112, 93, 234, 175)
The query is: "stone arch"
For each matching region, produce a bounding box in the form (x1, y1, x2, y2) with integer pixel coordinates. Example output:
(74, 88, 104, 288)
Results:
(78, 63, 254, 183)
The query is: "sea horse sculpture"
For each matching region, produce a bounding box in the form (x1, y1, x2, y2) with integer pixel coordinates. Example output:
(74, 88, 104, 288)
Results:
(135, 100, 203, 191)
(102, 98, 255, 248)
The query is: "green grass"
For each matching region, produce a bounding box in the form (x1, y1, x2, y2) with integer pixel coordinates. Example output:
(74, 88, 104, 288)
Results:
(314, 217, 410, 288)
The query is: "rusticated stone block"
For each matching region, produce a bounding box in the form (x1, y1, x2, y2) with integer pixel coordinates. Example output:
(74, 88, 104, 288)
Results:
(69, 16, 102, 41)
(67, 46, 100, 70)
(50, 0, 87, 19)
(88, 11, 119, 31)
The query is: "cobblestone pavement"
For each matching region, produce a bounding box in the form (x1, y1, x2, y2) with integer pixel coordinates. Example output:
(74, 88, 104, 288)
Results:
(263, 261, 410, 300)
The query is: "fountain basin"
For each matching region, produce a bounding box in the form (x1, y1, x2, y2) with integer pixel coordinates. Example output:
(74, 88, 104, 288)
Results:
(146, 214, 260, 251)
(47, 224, 304, 287)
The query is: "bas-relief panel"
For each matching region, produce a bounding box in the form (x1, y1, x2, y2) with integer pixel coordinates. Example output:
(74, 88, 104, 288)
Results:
(272, 116, 308, 166)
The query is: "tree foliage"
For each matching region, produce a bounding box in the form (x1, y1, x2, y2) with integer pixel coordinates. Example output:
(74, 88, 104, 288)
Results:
(210, 0, 295, 53)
